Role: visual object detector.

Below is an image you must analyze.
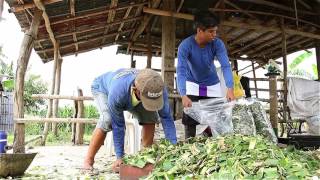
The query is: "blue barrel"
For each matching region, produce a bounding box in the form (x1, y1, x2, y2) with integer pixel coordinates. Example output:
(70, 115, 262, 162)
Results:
(0, 131, 7, 153)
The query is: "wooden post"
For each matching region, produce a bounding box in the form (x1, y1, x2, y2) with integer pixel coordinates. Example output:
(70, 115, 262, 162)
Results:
(252, 61, 258, 98)
(268, 74, 278, 136)
(41, 42, 59, 145)
(316, 42, 320, 80)
(161, 0, 175, 93)
(281, 18, 288, 123)
(146, 24, 152, 68)
(52, 56, 62, 135)
(130, 50, 136, 68)
(13, 10, 42, 153)
(75, 88, 84, 144)
(161, 0, 175, 118)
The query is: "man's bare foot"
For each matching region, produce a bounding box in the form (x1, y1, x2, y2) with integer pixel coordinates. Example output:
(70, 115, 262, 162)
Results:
(83, 158, 94, 170)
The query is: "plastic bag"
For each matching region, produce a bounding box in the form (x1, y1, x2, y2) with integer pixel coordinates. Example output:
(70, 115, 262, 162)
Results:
(233, 71, 244, 99)
(184, 98, 234, 137)
(232, 100, 256, 136)
(248, 100, 278, 143)
(306, 115, 320, 135)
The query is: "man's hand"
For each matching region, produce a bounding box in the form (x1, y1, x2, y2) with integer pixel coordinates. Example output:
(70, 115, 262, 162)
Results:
(182, 96, 192, 108)
(226, 88, 235, 101)
(111, 159, 123, 173)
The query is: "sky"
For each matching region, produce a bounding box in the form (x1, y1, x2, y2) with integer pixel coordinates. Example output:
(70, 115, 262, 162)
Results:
(0, 2, 317, 104)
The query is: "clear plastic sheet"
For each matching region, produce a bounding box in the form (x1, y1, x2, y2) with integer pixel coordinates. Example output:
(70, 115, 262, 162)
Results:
(306, 115, 320, 135)
(232, 100, 256, 136)
(248, 100, 278, 143)
(184, 98, 234, 137)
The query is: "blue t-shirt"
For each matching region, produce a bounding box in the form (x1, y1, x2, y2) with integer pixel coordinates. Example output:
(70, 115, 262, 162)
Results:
(91, 68, 177, 158)
(177, 36, 233, 96)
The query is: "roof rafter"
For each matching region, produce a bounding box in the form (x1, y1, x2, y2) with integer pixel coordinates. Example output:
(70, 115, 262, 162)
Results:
(100, 0, 118, 46)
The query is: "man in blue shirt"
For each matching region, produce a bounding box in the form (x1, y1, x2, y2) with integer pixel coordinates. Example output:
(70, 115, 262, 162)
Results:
(177, 10, 235, 139)
(83, 68, 177, 172)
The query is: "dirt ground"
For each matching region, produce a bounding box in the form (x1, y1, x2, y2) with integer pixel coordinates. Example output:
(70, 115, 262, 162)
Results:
(3, 120, 186, 179)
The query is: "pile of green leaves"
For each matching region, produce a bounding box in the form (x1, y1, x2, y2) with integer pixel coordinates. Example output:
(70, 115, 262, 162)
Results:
(123, 135, 320, 179)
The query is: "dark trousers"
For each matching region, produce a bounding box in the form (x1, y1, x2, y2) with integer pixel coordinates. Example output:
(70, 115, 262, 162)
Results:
(182, 95, 213, 139)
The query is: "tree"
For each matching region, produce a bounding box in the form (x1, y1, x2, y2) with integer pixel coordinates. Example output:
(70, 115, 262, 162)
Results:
(0, 46, 48, 114)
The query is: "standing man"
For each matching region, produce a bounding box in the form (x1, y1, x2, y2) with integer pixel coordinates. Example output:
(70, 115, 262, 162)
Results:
(83, 68, 177, 172)
(177, 10, 235, 139)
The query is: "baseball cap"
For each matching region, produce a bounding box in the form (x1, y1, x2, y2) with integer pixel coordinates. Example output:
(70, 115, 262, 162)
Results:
(135, 69, 164, 111)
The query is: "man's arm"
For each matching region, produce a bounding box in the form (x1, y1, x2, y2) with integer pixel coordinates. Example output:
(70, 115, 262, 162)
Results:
(158, 88, 177, 144)
(215, 38, 235, 101)
(215, 38, 233, 89)
(108, 95, 126, 159)
(177, 42, 189, 96)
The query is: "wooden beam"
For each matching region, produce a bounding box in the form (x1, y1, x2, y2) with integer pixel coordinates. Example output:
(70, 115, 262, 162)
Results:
(143, 7, 194, 21)
(161, 0, 176, 93)
(126, 3, 144, 53)
(224, 0, 256, 19)
(230, 31, 275, 54)
(9, 0, 62, 13)
(209, 8, 320, 29)
(143, 8, 320, 40)
(252, 61, 258, 98)
(281, 19, 288, 123)
(15, 118, 98, 124)
(32, 94, 93, 100)
(37, 16, 142, 42)
(237, 0, 317, 15)
(228, 30, 255, 46)
(131, 0, 161, 41)
(146, 23, 152, 68)
(14, 10, 42, 153)
(297, 0, 312, 10)
(36, 29, 134, 53)
(244, 34, 282, 55)
(69, 0, 78, 55)
(37, 2, 147, 28)
(115, 5, 132, 41)
(100, 0, 118, 46)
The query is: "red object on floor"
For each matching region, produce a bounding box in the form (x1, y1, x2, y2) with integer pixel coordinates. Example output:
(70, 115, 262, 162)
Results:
(119, 163, 154, 180)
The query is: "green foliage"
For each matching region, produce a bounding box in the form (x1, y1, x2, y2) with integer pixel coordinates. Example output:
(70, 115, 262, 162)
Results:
(312, 64, 318, 79)
(289, 51, 312, 70)
(58, 105, 74, 118)
(24, 74, 48, 114)
(84, 104, 99, 118)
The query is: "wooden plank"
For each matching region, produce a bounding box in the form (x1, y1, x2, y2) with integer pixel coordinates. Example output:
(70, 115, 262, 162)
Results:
(32, 94, 94, 101)
(15, 118, 98, 124)
(13, 10, 42, 153)
(9, 0, 62, 13)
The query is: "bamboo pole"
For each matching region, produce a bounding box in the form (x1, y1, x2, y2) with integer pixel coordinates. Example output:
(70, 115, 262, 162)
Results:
(268, 74, 278, 136)
(13, 10, 42, 153)
(281, 18, 288, 124)
(146, 23, 152, 68)
(52, 56, 62, 135)
(75, 88, 85, 145)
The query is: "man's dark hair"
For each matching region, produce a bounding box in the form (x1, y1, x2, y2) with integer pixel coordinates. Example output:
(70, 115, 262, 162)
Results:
(194, 10, 220, 30)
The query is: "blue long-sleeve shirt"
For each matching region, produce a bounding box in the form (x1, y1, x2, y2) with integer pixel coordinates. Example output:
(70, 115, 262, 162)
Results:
(91, 69, 177, 158)
(177, 36, 233, 96)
